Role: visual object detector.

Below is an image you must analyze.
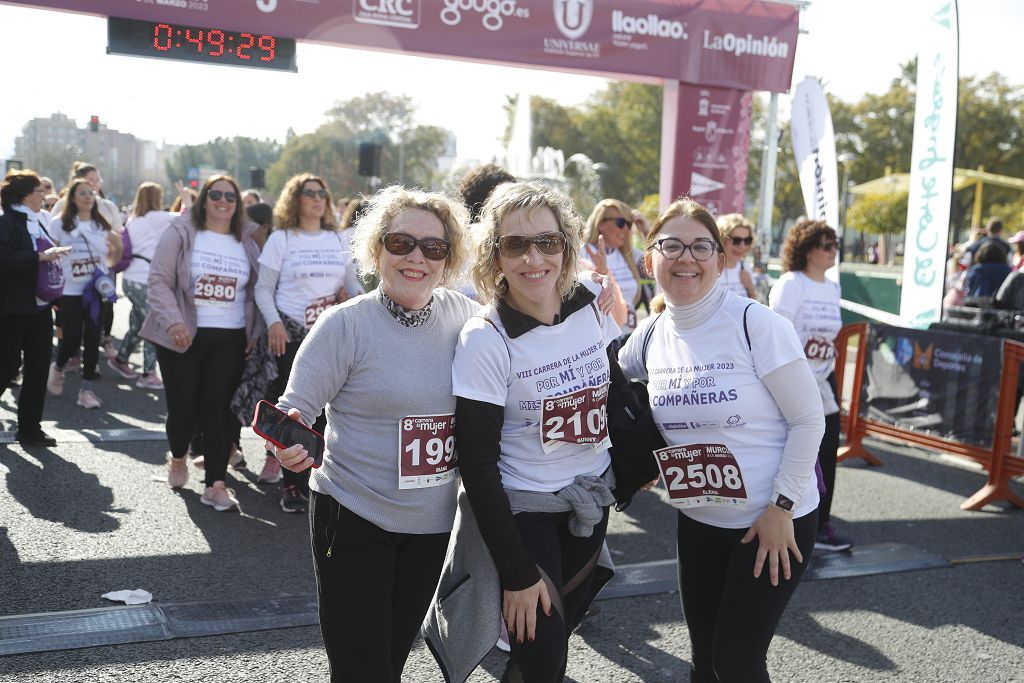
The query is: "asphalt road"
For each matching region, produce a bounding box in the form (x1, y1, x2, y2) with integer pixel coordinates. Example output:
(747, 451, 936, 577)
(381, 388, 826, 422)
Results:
(1, 298, 1022, 682)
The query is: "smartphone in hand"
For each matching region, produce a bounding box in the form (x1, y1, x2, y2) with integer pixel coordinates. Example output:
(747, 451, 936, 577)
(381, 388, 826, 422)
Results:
(252, 400, 325, 468)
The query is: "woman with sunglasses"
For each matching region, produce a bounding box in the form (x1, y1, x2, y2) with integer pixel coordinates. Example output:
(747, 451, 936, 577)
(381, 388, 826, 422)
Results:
(251, 173, 361, 512)
(582, 199, 645, 336)
(437, 181, 620, 683)
(619, 199, 823, 682)
(141, 175, 264, 512)
(271, 186, 476, 682)
(47, 178, 122, 410)
(769, 220, 852, 554)
(718, 213, 758, 299)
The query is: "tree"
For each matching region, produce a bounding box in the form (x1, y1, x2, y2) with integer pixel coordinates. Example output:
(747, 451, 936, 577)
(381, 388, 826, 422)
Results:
(846, 193, 910, 235)
(164, 137, 281, 189)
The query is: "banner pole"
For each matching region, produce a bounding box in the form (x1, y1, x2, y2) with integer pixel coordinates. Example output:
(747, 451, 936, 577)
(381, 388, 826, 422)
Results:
(758, 92, 780, 258)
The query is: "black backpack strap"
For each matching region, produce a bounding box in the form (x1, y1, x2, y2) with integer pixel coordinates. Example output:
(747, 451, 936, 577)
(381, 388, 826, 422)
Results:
(479, 315, 512, 366)
(742, 302, 754, 352)
(642, 313, 663, 364)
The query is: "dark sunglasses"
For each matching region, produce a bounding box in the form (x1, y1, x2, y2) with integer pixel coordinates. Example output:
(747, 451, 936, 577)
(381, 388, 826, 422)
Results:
(301, 189, 329, 199)
(381, 232, 452, 261)
(496, 231, 567, 258)
(207, 190, 237, 203)
(818, 241, 838, 251)
(601, 216, 632, 229)
(728, 236, 753, 246)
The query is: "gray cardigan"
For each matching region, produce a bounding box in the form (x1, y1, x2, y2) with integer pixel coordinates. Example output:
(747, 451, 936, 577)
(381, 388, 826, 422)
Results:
(140, 214, 264, 352)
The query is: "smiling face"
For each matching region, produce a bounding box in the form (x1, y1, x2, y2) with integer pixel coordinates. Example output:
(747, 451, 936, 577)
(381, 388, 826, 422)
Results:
(725, 225, 752, 263)
(498, 206, 564, 314)
(378, 207, 447, 310)
(204, 179, 237, 228)
(298, 180, 326, 224)
(72, 182, 96, 216)
(597, 206, 631, 250)
(646, 215, 724, 306)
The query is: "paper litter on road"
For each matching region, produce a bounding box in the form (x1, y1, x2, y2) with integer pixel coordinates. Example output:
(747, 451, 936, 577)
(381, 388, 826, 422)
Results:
(101, 589, 153, 605)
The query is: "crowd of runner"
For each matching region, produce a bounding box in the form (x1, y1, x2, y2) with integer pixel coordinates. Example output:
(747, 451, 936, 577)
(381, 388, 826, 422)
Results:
(0, 159, 856, 682)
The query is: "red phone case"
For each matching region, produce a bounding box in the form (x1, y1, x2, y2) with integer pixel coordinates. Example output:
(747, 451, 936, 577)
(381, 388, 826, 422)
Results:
(252, 400, 325, 468)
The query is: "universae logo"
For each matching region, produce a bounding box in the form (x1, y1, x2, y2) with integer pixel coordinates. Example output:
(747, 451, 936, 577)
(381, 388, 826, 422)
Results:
(553, 0, 593, 40)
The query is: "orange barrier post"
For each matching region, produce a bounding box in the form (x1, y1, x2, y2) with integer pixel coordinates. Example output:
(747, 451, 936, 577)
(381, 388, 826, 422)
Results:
(835, 323, 882, 466)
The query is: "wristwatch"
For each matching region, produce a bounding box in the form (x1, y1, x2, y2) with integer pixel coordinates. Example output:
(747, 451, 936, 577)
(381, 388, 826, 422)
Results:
(770, 492, 795, 513)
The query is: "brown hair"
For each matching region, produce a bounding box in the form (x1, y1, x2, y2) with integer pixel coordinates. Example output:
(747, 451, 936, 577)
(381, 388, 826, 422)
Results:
(644, 197, 724, 253)
(191, 175, 245, 240)
(130, 182, 164, 219)
(58, 179, 112, 232)
(780, 219, 836, 273)
(0, 169, 41, 210)
(273, 173, 339, 231)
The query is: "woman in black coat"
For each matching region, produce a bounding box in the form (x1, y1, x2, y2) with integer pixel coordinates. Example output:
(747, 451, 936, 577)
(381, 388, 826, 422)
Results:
(0, 170, 70, 446)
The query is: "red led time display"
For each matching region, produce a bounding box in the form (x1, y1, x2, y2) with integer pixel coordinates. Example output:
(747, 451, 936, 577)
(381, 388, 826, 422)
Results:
(107, 17, 297, 72)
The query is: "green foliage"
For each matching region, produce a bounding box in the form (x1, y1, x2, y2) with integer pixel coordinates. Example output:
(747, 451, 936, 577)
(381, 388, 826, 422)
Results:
(846, 193, 910, 235)
(164, 137, 281, 189)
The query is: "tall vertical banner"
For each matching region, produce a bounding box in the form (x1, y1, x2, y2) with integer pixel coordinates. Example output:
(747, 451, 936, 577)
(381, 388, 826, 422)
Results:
(671, 84, 753, 217)
(790, 76, 840, 283)
(900, 1, 959, 329)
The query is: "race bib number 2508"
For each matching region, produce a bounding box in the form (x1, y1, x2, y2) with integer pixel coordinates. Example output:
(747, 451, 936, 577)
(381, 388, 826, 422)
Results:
(654, 442, 748, 509)
(398, 414, 457, 490)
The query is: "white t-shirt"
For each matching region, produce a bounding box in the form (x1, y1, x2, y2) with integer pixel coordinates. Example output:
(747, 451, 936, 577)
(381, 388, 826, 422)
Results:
(769, 271, 843, 414)
(123, 211, 177, 284)
(452, 279, 621, 492)
(720, 260, 750, 297)
(258, 229, 351, 327)
(51, 217, 111, 296)
(618, 293, 817, 528)
(191, 231, 250, 329)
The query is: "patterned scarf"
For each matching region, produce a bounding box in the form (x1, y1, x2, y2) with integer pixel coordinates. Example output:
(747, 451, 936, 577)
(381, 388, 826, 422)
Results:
(378, 288, 433, 328)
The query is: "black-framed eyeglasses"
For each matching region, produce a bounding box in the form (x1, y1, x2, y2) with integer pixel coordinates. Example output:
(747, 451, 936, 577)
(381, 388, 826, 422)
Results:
(381, 232, 452, 261)
(818, 241, 838, 252)
(496, 231, 567, 258)
(653, 237, 718, 261)
(301, 189, 329, 200)
(601, 216, 632, 229)
(728, 235, 753, 246)
(207, 190, 237, 203)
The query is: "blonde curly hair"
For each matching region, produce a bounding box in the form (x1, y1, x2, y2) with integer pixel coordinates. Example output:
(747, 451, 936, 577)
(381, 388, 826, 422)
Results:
(273, 173, 339, 231)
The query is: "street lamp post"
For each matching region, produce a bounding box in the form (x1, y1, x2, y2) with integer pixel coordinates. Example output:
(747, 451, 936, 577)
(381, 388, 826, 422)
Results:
(837, 152, 855, 261)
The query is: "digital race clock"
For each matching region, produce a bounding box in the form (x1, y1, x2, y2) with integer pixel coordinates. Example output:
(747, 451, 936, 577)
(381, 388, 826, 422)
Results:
(107, 17, 297, 72)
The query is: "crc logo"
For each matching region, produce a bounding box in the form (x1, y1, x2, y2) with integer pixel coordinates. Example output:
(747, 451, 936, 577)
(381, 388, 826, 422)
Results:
(441, 0, 529, 32)
(353, 0, 421, 29)
(553, 0, 592, 40)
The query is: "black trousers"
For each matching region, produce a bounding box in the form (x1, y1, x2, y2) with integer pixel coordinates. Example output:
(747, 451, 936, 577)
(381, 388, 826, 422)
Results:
(274, 339, 324, 489)
(817, 411, 841, 528)
(310, 492, 450, 683)
(508, 508, 610, 683)
(157, 328, 246, 487)
(677, 509, 818, 683)
(56, 295, 103, 380)
(0, 307, 53, 434)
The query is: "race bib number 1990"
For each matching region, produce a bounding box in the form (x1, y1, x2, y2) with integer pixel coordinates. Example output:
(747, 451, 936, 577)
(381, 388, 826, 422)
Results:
(398, 414, 457, 490)
(540, 383, 611, 454)
(653, 443, 748, 509)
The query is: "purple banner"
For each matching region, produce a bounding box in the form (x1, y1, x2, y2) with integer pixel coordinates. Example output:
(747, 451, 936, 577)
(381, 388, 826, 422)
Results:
(4, 0, 799, 92)
(670, 83, 753, 217)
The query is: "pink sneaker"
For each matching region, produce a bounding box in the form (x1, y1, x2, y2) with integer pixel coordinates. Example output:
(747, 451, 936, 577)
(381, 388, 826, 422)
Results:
(65, 356, 81, 374)
(136, 374, 164, 390)
(47, 362, 65, 396)
(76, 389, 102, 409)
(107, 357, 139, 380)
(201, 481, 239, 511)
(167, 455, 188, 489)
(257, 454, 282, 484)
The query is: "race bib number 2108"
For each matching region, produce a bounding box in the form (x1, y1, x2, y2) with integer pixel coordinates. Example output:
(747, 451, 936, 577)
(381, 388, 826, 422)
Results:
(540, 383, 611, 454)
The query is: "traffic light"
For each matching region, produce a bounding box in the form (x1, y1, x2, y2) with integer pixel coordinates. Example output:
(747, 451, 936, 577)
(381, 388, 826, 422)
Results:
(250, 167, 265, 189)
(89, 115, 100, 132)
(190, 179, 199, 189)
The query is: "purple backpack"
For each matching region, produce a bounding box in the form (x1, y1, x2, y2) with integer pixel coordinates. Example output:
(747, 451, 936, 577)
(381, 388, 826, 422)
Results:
(34, 228, 65, 303)
(111, 227, 133, 274)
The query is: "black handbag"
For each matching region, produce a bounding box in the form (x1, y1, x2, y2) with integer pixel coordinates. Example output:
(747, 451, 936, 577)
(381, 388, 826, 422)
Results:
(607, 315, 666, 510)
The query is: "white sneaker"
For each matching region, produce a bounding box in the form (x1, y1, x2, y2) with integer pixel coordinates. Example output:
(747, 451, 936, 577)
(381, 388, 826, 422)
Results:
(77, 389, 102, 409)
(201, 481, 239, 512)
(47, 362, 65, 396)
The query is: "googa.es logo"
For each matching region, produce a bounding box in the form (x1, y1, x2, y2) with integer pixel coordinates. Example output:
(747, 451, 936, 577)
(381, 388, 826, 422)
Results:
(553, 0, 593, 40)
(353, 0, 421, 29)
(441, 0, 530, 31)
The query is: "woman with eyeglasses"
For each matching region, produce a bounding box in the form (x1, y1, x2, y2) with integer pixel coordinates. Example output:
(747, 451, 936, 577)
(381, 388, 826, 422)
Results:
(769, 220, 852, 554)
(250, 173, 361, 512)
(718, 213, 757, 299)
(269, 186, 477, 682)
(47, 178, 123, 410)
(618, 199, 823, 683)
(582, 199, 645, 336)
(430, 182, 620, 683)
(140, 175, 264, 512)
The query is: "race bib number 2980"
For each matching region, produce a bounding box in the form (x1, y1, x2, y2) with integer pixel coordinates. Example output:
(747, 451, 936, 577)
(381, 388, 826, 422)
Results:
(398, 414, 457, 490)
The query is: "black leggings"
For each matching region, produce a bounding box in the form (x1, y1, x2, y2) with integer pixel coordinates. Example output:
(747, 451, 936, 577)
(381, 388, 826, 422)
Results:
(508, 508, 610, 683)
(157, 327, 246, 486)
(0, 307, 53, 433)
(274, 339, 324, 489)
(310, 492, 450, 683)
(56, 296, 104, 380)
(817, 411, 841, 528)
(677, 509, 818, 683)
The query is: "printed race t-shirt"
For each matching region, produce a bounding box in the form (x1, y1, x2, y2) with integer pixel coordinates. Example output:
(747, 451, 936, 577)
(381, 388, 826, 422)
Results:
(720, 260, 749, 297)
(769, 271, 842, 414)
(51, 218, 110, 296)
(191, 231, 250, 329)
(582, 247, 641, 334)
(258, 229, 351, 327)
(452, 280, 620, 492)
(618, 293, 817, 528)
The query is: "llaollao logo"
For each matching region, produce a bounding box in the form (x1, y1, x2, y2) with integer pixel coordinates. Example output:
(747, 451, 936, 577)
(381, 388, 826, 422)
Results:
(553, 0, 593, 40)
